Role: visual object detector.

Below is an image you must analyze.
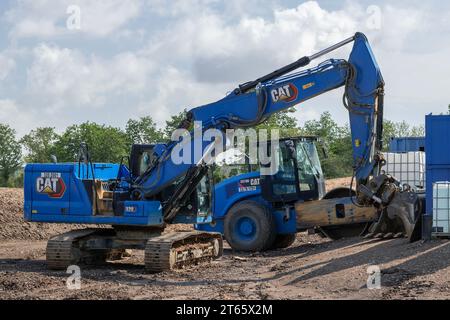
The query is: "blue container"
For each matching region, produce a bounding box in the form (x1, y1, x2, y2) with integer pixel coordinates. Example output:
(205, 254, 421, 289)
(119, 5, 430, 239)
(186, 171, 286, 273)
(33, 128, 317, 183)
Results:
(425, 115, 450, 215)
(389, 137, 425, 153)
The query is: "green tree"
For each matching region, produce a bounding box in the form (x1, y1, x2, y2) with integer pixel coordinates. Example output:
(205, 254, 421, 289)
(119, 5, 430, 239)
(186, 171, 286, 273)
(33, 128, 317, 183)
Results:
(256, 108, 302, 138)
(301, 112, 353, 179)
(54, 122, 129, 163)
(126, 116, 164, 145)
(21, 127, 59, 163)
(0, 124, 22, 186)
(382, 120, 425, 151)
(163, 109, 188, 140)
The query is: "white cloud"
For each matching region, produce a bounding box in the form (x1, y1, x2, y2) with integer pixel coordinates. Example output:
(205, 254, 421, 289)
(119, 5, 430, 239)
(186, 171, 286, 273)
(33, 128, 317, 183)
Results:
(136, 66, 230, 125)
(5, 0, 143, 39)
(0, 53, 15, 81)
(142, 0, 441, 127)
(0, 100, 35, 136)
(26, 44, 154, 110)
(147, 0, 218, 17)
(145, 1, 370, 84)
(1, 0, 449, 135)
(77, 0, 143, 37)
(0, 99, 18, 120)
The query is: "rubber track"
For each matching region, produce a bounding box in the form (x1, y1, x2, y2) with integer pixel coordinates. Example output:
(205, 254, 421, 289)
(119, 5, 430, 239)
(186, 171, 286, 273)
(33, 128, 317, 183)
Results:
(46, 229, 99, 270)
(144, 231, 223, 273)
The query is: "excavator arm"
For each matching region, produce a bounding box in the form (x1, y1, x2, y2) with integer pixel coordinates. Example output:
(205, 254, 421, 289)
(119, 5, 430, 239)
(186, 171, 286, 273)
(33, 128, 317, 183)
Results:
(133, 33, 421, 241)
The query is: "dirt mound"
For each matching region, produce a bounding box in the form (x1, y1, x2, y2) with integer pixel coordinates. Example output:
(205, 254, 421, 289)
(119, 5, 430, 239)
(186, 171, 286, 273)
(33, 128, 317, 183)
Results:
(325, 177, 352, 192)
(0, 188, 86, 241)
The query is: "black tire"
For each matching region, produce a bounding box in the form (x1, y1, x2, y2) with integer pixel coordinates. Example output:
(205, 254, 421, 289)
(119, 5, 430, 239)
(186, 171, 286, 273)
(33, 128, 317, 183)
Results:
(224, 200, 276, 252)
(271, 234, 296, 249)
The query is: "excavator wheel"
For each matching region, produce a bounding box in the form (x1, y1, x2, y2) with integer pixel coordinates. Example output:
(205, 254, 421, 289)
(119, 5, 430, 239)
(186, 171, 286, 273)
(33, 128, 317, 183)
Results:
(224, 200, 277, 252)
(319, 188, 371, 240)
(270, 234, 296, 249)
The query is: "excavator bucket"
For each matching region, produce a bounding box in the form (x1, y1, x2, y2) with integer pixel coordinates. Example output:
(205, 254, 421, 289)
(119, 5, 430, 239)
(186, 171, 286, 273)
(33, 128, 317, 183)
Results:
(365, 190, 423, 242)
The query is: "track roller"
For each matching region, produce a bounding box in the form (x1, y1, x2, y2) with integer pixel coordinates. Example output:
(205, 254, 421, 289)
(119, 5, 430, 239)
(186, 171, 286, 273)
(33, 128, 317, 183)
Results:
(144, 231, 223, 273)
(46, 229, 117, 270)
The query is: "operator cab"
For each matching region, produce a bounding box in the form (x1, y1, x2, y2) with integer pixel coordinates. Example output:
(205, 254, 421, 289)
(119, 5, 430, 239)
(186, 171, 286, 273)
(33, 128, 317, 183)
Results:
(129, 144, 156, 178)
(129, 143, 213, 224)
(261, 137, 326, 205)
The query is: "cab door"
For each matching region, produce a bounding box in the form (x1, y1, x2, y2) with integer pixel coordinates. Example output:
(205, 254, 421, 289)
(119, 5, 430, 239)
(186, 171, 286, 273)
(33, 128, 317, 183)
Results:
(260, 140, 300, 203)
(295, 141, 324, 201)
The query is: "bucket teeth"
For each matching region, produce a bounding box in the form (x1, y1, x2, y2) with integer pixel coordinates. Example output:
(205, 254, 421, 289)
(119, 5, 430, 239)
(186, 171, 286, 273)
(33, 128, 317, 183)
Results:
(366, 189, 422, 243)
(364, 233, 375, 239)
(383, 233, 394, 239)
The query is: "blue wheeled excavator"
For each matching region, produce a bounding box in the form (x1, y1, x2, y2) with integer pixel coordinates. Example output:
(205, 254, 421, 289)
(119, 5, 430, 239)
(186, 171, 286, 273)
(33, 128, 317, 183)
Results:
(24, 33, 422, 272)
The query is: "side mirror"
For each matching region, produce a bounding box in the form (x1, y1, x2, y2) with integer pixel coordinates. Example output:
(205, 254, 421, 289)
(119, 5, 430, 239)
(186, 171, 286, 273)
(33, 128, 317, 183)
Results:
(321, 146, 329, 159)
(284, 140, 296, 158)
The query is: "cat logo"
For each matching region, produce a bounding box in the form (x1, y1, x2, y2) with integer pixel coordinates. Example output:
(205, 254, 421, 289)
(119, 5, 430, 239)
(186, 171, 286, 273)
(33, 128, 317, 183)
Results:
(270, 84, 298, 103)
(36, 172, 66, 198)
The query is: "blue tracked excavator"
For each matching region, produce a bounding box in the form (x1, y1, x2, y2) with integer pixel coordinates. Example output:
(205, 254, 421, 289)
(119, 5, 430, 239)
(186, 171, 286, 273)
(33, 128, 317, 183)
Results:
(24, 33, 422, 272)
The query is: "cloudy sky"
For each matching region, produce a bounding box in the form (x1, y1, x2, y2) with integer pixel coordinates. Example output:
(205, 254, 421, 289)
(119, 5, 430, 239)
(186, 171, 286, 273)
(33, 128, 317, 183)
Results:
(0, 0, 449, 136)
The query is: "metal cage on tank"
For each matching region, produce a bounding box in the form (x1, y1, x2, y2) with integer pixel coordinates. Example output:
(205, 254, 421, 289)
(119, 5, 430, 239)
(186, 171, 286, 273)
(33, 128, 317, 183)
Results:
(432, 182, 450, 236)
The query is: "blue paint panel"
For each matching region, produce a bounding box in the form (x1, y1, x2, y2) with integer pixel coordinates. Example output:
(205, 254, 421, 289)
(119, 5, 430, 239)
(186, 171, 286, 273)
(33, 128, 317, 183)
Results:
(196, 220, 225, 234)
(347, 33, 383, 180)
(213, 172, 262, 219)
(24, 163, 163, 226)
(27, 214, 163, 226)
(123, 201, 164, 225)
(273, 209, 297, 234)
(425, 115, 450, 215)
(389, 137, 425, 153)
(196, 171, 296, 235)
(75, 163, 130, 180)
(426, 115, 450, 166)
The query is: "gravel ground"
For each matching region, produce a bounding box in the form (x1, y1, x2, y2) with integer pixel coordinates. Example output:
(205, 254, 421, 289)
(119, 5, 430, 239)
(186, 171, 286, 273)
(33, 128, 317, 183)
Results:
(1, 180, 450, 300)
(0, 188, 92, 240)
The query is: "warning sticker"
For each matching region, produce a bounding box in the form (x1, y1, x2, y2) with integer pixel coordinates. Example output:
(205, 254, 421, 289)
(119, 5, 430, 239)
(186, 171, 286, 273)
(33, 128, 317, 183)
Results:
(238, 178, 260, 193)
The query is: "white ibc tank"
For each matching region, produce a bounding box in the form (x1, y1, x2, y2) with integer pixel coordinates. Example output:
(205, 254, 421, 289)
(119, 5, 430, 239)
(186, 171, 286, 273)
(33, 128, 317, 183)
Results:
(433, 182, 450, 234)
(382, 152, 426, 189)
